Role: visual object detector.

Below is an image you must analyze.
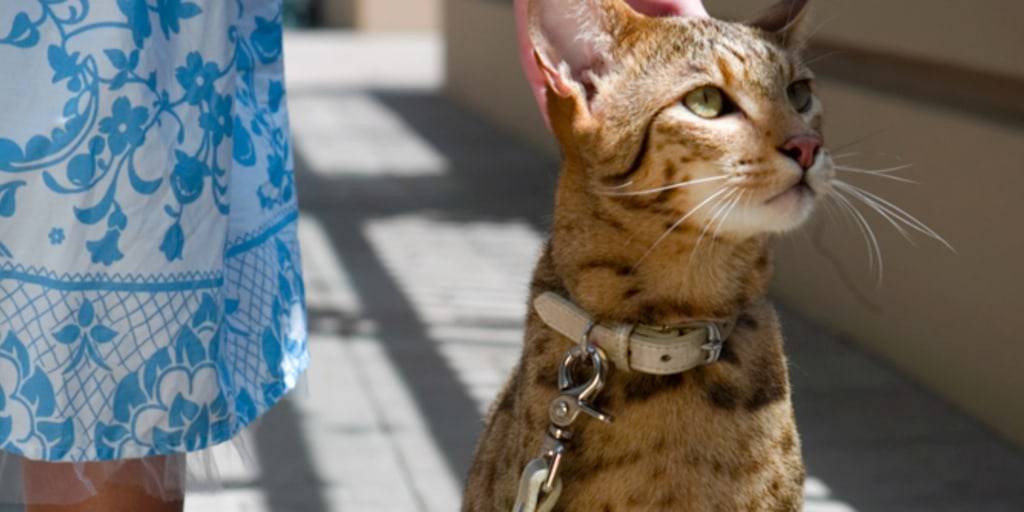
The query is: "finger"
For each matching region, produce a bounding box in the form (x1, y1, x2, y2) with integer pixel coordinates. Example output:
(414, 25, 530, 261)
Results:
(514, 0, 551, 128)
(625, 0, 709, 17)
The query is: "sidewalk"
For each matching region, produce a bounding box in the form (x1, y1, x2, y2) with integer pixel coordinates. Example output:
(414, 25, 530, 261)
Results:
(5, 32, 1014, 512)
(188, 31, 1024, 512)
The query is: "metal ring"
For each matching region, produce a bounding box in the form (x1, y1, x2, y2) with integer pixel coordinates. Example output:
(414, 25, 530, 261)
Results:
(578, 320, 596, 350)
(558, 344, 609, 400)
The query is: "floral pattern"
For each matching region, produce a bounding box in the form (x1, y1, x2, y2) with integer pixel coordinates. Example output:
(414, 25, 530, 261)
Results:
(0, 332, 75, 460)
(0, 0, 307, 462)
(52, 299, 119, 374)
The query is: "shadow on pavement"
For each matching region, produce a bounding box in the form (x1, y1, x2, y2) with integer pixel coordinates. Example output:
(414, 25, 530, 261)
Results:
(277, 86, 1024, 510)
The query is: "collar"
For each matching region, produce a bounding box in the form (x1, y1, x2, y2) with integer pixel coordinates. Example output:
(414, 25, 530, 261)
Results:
(533, 292, 737, 375)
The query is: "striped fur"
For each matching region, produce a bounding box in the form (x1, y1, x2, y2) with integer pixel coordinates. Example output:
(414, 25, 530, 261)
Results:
(464, 2, 823, 510)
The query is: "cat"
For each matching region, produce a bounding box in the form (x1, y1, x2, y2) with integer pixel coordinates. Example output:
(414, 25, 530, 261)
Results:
(463, 0, 825, 510)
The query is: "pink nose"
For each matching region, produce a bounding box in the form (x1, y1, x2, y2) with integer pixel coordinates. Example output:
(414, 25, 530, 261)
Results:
(779, 134, 823, 171)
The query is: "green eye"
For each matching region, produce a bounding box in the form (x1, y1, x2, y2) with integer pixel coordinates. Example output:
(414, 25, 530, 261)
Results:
(787, 80, 813, 113)
(684, 86, 726, 119)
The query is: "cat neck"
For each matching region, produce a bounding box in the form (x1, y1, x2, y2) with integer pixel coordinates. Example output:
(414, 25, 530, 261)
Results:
(546, 162, 773, 327)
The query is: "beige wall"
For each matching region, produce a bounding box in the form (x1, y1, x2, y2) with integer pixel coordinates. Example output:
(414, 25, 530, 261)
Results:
(444, 0, 1024, 446)
(716, 0, 1024, 79)
(445, 0, 556, 152)
(322, 0, 441, 31)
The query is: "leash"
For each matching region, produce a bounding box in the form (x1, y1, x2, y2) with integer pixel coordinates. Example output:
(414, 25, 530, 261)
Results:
(511, 292, 736, 512)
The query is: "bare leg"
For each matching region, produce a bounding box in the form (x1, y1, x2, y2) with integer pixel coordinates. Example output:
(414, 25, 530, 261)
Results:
(21, 456, 185, 512)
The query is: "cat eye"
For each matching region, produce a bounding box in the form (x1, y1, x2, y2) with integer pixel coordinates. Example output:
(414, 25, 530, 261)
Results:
(683, 86, 729, 119)
(787, 80, 814, 113)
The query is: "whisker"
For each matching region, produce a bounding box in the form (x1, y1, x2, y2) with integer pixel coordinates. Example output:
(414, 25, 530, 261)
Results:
(801, 14, 841, 49)
(827, 193, 870, 265)
(831, 152, 861, 161)
(692, 189, 739, 256)
(712, 190, 745, 240)
(835, 183, 916, 245)
(601, 175, 728, 197)
(836, 167, 919, 184)
(832, 151, 907, 162)
(837, 164, 914, 174)
(831, 128, 890, 153)
(821, 196, 842, 225)
(825, 193, 862, 233)
(835, 181, 950, 247)
(834, 181, 955, 252)
(801, 49, 844, 67)
(826, 194, 861, 246)
(634, 187, 732, 269)
(867, 151, 907, 162)
(831, 190, 885, 285)
(603, 180, 635, 191)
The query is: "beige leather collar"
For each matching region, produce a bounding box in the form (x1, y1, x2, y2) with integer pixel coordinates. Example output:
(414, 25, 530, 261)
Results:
(533, 292, 736, 376)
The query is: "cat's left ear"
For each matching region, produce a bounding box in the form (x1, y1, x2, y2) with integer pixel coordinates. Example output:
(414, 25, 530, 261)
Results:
(750, 0, 812, 47)
(527, 0, 635, 107)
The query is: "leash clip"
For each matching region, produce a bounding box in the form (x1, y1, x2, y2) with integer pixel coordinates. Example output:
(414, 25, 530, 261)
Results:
(549, 325, 613, 428)
(512, 324, 614, 512)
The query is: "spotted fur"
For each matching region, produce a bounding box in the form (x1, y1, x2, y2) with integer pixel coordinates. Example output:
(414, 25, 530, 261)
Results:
(464, 1, 828, 510)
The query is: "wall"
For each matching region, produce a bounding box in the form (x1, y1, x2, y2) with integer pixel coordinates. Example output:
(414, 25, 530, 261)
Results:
(322, 0, 441, 31)
(444, 0, 556, 152)
(443, 0, 1024, 446)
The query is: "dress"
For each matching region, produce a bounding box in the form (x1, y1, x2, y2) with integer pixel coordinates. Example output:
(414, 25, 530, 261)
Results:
(0, 0, 307, 477)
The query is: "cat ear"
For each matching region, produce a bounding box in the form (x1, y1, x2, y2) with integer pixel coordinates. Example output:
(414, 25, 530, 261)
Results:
(527, 0, 633, 101)
(750, 0, 812, 45)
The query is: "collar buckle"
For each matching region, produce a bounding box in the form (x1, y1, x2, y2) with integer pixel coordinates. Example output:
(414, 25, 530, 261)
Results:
(701, 323, 725, 364)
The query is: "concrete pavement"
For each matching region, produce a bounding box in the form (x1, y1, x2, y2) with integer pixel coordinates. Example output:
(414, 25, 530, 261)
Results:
(186, 31, 1024, 512)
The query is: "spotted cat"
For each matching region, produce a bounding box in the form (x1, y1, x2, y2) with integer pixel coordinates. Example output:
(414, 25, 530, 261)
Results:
(464, 1, 825, 510)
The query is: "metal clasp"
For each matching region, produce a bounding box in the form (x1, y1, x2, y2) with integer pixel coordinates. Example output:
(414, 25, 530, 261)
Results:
(701, 322, 724, 364)
(548, 325, 613, 428)
(511, 326, 615, 512)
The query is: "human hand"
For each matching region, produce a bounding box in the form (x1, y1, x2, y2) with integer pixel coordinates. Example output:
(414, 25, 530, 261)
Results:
(622, 0, 709, 16)
(515, 0, 709, 126)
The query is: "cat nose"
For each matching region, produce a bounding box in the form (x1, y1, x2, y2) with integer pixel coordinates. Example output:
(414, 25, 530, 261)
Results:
(779, 134, 823, 171)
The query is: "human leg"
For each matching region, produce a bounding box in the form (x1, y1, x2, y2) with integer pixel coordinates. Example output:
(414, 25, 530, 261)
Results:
(21, 456, 185, 512)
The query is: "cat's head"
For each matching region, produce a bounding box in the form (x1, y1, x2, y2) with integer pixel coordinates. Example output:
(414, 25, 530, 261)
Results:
(529, 0, 833, 237)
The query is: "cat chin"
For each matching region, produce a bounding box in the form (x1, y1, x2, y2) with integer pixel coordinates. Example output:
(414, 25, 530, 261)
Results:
(765, 205, 816, 234)
(765, 194, 818, 233)
(720, 190, 818, 237)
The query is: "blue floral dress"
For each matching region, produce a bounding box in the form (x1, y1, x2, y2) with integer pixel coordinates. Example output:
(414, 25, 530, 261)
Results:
(0, 0, 307, 463)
